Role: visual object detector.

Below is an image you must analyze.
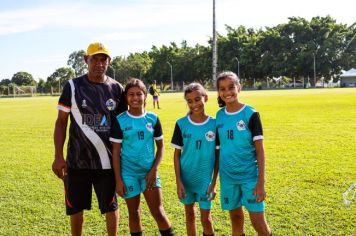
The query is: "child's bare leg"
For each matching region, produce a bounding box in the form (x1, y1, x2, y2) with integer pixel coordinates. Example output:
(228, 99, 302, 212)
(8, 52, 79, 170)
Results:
(184, 204, 196, 236)
(229, 207, 245, 236)
(143, 188, 171, 230)
(249, 211, 271, 236)
(200, 209, 214, 235)
(125, 195, 142, 234)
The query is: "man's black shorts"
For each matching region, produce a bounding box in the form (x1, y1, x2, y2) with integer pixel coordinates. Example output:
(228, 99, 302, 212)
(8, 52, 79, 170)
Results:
(64, 169, 118, 215)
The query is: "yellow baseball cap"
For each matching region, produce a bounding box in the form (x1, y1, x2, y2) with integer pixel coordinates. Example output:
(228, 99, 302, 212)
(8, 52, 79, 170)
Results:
(86, 42, 111, 58)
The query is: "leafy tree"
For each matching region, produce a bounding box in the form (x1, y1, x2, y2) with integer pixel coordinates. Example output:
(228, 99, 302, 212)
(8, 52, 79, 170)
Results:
(0, 79, 11, 86)
(111, 52, 153, 84)
(67, 50, 87, 76)
(62, 16, 354, 88)
(11, 72, 36, 86)
(37, 79, 46, 93)
(47, 67, 75, 88)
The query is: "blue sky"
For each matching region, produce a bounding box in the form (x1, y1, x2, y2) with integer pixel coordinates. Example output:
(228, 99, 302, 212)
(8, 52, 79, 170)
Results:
(0, 0, 355, 80)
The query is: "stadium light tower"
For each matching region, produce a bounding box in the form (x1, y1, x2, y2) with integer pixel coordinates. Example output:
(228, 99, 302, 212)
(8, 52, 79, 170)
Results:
(166, 61, 174, 90)
(234, 57, 240, 79)
(212, 0, 217, 82)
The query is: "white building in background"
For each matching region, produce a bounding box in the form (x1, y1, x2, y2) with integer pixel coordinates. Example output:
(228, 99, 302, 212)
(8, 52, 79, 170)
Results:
(340, 68, 356, 87)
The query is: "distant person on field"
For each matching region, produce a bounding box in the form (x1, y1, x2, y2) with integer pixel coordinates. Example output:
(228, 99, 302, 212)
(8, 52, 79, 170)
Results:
(150, 80, 160, 109)
(110, 78, 173, 236)
(215, 71, 272, 236)
(171, 83, 219, 236)
(52, 42, 127, 236)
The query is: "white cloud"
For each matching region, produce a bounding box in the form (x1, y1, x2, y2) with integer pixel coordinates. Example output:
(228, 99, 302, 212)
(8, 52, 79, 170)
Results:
(0, 24, 39, 35)
(0, 0, 354, 36)
(0, 2, 210, 35)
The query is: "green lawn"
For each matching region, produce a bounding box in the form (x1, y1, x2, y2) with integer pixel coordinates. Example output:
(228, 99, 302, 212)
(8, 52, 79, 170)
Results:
(0, 88, 355, 235)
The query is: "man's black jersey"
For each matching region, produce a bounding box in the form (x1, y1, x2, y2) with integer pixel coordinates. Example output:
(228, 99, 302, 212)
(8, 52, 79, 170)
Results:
(57, 75, 127, 169)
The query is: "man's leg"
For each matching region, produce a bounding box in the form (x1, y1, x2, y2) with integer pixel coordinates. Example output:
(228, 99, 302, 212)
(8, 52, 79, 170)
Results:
(70, 211, 84, 236)
(106, 210, 119, 236)
(93, 170, 119, 235)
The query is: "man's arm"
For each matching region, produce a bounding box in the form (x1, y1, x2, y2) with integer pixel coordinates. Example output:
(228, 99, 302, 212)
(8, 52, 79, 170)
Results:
(52, 110, 69, 179)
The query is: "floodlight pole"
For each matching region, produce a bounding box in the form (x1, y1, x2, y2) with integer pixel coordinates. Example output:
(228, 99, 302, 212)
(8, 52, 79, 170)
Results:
(212, 0, 217, 82)
(313, 53, 316, 87)
(234, 57, 240, 78)
(166, 61, 174, 90)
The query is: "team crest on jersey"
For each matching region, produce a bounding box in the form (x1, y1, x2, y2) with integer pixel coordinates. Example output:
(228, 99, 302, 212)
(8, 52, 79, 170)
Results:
(106, 99, 116, 111)
(81, 99, 87, 108)
(237, 120, 246, 131)
(146, 123, 153, 132)
(205, 131, 215, 141)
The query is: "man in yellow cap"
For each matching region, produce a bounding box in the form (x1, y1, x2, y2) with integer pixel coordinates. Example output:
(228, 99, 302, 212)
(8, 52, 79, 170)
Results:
(52, 42, 127, 236)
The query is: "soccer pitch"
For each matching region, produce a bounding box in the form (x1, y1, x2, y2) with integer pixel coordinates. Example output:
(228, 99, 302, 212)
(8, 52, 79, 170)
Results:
(0, 88, 355, 235)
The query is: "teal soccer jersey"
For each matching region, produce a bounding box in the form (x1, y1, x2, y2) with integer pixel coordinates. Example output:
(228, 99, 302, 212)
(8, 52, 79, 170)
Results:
(171, 116, 217, 192)
(216, 105, 263, 184)
(110, 111, 163, 177)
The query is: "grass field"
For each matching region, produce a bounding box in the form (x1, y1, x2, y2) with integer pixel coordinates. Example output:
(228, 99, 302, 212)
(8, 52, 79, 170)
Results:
(0, 88, 355, 235)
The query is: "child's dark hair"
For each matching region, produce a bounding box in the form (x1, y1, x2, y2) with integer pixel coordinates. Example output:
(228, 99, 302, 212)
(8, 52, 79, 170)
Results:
(124, 78, 147, 105)
(184, 82, 207, 98)
(125, 78, 147, 95)
(216, 71, 240, 107)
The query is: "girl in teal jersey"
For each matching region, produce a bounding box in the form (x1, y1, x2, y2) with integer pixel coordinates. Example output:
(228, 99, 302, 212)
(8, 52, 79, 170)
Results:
(216, 72, 271, 236)
(171, 83, 219, 236)
(111, 78, 173, 236)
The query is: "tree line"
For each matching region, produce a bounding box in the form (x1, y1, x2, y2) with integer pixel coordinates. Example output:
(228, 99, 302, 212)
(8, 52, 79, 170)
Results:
(1, 16, 355, 94)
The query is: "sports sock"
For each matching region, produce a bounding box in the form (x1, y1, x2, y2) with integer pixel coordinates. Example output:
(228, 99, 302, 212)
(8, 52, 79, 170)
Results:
(159, 227, 174, 236)
(130, 232, 142, 236)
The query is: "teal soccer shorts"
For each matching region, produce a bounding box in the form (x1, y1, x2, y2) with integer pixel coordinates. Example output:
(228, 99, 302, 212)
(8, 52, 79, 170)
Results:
(220, 180, 265, 212)
(180, 190, 213, 210)
(122, 175, 161, 199)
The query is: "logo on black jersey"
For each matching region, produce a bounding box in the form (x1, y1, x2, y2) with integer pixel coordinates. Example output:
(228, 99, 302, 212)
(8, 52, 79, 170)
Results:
(236, 120, 246, 131)
(82, 114, 110, 132)
(106, 99, 116, 111)
(100, 115, 108, 126)
(205, 131, 215, 141)
(81, 99, 87, 108)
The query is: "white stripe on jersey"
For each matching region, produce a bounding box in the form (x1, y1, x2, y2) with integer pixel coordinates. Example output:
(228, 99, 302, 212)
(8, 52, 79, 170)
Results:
(154, 135, 164, 141)
(170, 143, 182, 149)
(109, 137, 122, 143)
(57, 104, 70, 113)
(68, 79, 111, 169)
(253, 135, 264, 141)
